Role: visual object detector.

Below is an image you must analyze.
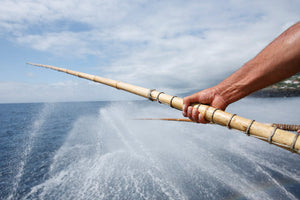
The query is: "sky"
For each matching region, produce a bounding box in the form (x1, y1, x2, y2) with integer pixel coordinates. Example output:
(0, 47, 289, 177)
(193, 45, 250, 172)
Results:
(0, 0, 299, 103)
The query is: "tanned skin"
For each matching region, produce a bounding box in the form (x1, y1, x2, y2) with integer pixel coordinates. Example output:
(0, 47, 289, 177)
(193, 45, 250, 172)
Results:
(182, 22, 300, 133)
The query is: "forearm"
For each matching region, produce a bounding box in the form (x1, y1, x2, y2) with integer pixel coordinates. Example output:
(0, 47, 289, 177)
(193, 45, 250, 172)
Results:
(183, 22, 300, 123)
(217, 22, 300, 105)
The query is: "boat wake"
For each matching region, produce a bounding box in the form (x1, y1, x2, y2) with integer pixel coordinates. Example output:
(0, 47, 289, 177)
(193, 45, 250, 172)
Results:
(10, 101, 300, 200)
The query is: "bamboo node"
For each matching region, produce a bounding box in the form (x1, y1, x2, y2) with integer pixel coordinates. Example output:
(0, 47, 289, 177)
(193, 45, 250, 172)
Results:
(202, 105, 209, 122)
(268, 127, 278, 144)
(210, 108, 220, 123)
(170, 96, 177, 108)
(245, 120, 255, 136)
(291, 133, 300, 153)
(227, 114, 236, 129)
(156, 92, 164, 103)
(148, 89, 156, 101)
(115, 81, 121, 89)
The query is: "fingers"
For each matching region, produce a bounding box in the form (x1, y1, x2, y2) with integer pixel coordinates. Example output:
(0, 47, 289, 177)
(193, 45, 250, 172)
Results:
(185, 105, 209, 124)
(298, 129, 300, 133)
(182, 88, 226, 124)
(186, 106, 193, 119)
(198, 112, 209, 123)
(182, 90, 214, 123)
(182, 93, 200, 117)
(186, 106, 198, 122)
(182, 104, 188, 117)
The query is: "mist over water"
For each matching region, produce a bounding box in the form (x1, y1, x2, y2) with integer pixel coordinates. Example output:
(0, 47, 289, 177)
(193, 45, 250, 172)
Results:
(2, 98, 300, 200)
(7, 104, 55, 200)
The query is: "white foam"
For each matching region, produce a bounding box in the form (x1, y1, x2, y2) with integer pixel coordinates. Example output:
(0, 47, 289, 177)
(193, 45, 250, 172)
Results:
(8, 103, 55, 200)
(23, 98, 300, 199)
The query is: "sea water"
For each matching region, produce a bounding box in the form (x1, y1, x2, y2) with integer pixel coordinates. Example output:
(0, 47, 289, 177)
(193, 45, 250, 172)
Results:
(0, 97, 299, 200)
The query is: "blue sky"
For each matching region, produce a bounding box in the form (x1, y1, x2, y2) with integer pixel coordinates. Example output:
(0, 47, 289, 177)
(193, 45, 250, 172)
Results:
(0, 0, 299, 103)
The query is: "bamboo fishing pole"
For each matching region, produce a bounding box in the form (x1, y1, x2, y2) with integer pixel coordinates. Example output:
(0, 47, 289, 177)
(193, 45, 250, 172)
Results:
(135, 118, 300, 132)
(27, 63, 300, 155)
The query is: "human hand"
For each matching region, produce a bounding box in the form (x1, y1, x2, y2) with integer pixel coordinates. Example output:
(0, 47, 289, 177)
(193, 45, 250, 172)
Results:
(298, 129, 300, 133)
(182, 86, 229, 123)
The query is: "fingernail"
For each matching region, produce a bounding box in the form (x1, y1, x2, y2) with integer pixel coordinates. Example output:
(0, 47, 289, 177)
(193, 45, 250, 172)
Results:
(183, 104, 186, 111)
(192, 108, 197, 117)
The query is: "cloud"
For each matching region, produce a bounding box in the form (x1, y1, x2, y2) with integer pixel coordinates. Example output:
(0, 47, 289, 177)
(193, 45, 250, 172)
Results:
(16, 31, 101, 57)
(0, 80, 138, 103)
(1, 0, 300, 102)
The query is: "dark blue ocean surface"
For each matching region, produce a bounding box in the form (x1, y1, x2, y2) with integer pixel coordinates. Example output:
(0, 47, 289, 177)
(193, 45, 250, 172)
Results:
(0, 99, 299, 200)
(0, 102, 108, 199)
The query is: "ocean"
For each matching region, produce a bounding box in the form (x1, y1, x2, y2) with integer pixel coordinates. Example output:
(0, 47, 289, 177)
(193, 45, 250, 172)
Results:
(1, 97, 300, 200)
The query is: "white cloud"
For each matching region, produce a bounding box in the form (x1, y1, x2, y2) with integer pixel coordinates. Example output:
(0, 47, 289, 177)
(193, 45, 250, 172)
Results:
(1, 0, 300, 102)
(0, 80, 138, 103)
(16, 31, 102, 57)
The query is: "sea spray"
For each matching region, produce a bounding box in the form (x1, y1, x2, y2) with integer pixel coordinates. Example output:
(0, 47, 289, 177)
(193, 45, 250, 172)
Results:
(7, 103, 55, 200)
(26, 104, 186, 199)
(8, 99, 300, 200)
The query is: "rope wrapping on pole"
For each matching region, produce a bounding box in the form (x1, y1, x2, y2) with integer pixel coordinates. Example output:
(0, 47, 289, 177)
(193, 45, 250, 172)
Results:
(27, 63, 300, 155)
(135, 118, 300, 132)
(271, 123, 300, 132)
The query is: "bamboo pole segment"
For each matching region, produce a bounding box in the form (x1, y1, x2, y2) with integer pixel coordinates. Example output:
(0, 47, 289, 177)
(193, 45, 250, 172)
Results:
(135, 118, 300, 132)
(27, 63, 300, 155)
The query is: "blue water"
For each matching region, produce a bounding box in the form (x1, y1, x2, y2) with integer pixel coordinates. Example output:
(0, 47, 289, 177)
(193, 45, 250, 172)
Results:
(0, 98, 299, 200)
